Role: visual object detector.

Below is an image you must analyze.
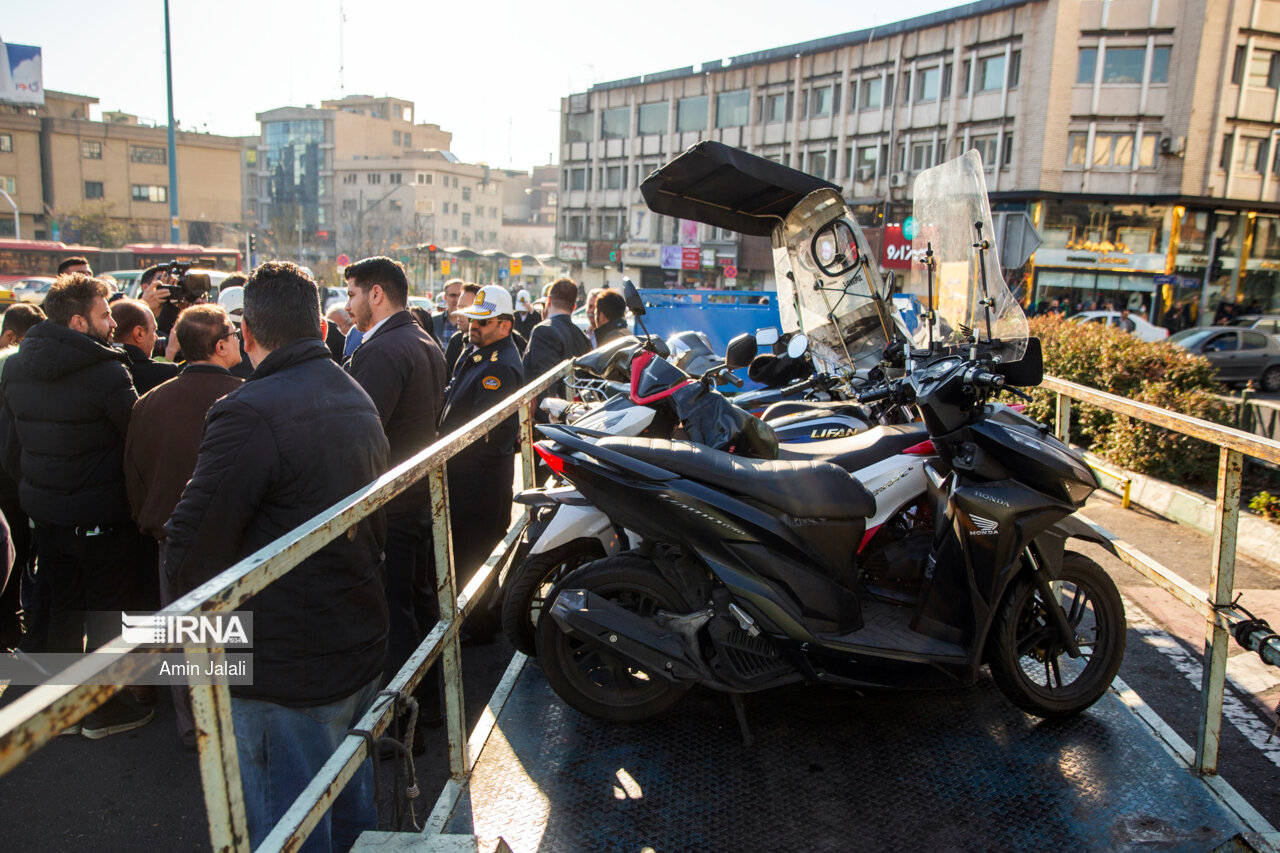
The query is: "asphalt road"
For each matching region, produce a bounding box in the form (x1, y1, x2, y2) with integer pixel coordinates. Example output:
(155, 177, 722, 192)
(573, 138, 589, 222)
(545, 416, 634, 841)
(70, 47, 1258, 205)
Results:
(1, 492, 1277, 850)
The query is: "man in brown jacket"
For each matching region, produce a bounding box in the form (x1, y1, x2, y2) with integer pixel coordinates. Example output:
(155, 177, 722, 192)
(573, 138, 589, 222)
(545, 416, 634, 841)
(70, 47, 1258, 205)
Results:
(123, 303, 243, 746)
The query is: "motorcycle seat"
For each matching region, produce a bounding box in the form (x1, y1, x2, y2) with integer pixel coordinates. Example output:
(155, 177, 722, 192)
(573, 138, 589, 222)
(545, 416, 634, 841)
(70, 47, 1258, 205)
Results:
(774, 423, 930, 472)
(597, 436, 876, 519)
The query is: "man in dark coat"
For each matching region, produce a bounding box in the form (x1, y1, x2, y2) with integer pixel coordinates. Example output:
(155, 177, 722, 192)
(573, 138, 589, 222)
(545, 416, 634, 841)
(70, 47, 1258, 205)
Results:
(0, 273, 152, 737)
(592, 288, 630, 347)
(164, 261, 389, 851)
(124, 304, 243, 747)
(438, 284, 524, 642)
(431, 279, 464, 347)
(111, 298, 180, 395)
(523, 277, 592, 415)
(343, 256, 447, 692)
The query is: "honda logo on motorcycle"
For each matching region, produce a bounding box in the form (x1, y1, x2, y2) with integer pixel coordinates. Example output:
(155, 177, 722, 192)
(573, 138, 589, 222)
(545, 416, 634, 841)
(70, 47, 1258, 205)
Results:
(969, 516, 1000, 536)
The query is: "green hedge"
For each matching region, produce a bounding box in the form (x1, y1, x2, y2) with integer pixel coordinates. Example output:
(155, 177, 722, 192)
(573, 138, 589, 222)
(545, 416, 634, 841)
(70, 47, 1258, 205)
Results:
(1024, 315, 1232, 484)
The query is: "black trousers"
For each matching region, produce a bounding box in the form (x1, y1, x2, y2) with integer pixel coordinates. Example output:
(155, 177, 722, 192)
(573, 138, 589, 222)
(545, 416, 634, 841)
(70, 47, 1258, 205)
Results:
(446, 450, 515, 634)
(31, 523, 138, 653)
(0, 492, 30, 648)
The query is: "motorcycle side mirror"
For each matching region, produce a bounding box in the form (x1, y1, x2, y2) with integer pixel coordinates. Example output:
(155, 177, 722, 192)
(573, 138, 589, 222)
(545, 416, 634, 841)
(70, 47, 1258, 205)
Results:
(725, 332, 758, 369)
(786, 333, 809, 360)
(995, 337, 1043, 387)
(623, 280, 646, 317)
(755, 327, 780, 347)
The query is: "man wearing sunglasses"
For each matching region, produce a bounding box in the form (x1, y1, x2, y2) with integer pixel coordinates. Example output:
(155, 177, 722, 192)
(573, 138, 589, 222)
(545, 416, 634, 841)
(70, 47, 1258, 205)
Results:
(437, 284, 523, 643)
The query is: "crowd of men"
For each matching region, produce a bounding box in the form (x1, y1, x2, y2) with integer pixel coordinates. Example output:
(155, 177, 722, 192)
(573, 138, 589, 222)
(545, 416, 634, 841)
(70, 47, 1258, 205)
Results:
(0, 253, 626, 852)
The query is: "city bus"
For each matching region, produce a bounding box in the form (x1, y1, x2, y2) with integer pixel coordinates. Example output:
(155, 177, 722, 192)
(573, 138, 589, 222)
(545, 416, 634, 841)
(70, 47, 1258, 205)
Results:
(0, 239, 242, 283)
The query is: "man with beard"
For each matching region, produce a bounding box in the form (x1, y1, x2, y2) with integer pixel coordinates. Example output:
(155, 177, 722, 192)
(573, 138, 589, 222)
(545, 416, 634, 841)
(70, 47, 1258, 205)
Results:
(0, 274, 151, 738)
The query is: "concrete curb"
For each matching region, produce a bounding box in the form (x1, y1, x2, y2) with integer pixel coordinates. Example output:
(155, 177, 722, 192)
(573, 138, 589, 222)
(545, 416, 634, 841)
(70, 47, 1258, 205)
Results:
(1081, 450, 1280, 566)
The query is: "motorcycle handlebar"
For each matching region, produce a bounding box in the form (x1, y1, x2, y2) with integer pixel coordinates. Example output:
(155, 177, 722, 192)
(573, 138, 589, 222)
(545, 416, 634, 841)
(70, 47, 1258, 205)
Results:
(857, 384, 894, 404)
(966, 368, 1006, 390)
(724, 371, 745, 389)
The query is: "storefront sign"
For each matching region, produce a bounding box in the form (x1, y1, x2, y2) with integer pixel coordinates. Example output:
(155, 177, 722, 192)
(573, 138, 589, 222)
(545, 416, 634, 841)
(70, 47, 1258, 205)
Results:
(680, 219, 699, 245)
(1035, 248, 1166, 272)
(558, 241, 587, 261)
(881, 223, 922, 270)
(682, 247, 701, 270)
(660, 245, 683, 270)
(701, 249, 716, 268)
(623, 243, 659, 264)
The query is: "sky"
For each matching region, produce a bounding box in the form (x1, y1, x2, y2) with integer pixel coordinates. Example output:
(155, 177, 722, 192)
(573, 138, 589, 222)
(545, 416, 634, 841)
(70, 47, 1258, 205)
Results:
(6, 0, 964, 172)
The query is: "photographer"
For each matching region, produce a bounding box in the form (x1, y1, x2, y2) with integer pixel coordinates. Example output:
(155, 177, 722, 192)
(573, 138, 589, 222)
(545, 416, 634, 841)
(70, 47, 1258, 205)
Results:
(138, 263, 213, 355)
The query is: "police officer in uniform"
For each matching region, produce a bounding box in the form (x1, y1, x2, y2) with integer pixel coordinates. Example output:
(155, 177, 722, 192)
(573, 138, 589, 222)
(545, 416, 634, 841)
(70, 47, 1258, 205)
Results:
(437, 285, 524, 642)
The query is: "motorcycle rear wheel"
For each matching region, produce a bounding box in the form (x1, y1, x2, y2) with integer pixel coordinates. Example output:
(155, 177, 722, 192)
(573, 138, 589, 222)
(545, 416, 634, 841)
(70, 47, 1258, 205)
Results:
(536, 555, 690, 722)
(501, 538, 607, 656)
(988, 552, 1125, 720)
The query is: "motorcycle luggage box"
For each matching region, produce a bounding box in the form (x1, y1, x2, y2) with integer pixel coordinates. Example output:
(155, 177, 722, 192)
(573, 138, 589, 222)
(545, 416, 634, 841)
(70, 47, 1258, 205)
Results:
(640, 141, 841, 236)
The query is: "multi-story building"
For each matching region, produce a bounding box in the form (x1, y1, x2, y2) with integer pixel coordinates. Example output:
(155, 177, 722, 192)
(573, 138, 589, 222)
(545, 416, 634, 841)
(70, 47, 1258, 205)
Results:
(253, 94, 451, 263)
(332, 151, 505, 258)
(499, 164, 558, 256)
(558, 0, 1280, 322)
(0, 90, 242, 245)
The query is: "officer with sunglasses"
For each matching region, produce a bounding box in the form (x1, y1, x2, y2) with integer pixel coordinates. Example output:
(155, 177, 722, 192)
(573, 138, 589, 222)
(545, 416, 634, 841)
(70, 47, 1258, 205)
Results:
(437, 285, 524, 642)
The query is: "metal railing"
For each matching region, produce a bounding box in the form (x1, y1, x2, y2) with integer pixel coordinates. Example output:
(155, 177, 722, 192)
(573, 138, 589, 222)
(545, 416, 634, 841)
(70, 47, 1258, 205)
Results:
(0, 359, 573, 852)
(1045, 375, 1280, 775)
(1213, 389, 1280, 444)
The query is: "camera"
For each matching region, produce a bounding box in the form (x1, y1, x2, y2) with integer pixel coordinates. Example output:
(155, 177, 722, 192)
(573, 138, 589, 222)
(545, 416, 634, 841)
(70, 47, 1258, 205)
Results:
(158, 262, 211, 308)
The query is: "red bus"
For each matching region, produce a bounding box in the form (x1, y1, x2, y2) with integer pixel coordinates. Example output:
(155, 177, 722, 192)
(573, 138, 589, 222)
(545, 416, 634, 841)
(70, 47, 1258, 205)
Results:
(0, 239, 242, 283)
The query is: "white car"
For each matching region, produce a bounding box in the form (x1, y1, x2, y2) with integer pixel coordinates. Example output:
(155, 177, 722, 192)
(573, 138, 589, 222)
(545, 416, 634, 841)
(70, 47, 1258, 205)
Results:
(1070, 310, 1169, 342)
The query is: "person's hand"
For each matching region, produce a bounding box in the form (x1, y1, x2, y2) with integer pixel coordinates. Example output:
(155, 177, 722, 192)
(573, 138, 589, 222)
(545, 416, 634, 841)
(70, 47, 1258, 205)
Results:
(140, 274, 174, 314)
(164, 330, 181, 363)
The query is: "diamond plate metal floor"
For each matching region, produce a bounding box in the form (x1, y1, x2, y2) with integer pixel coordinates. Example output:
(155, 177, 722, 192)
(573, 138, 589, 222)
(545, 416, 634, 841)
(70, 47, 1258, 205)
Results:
(438, 661, 1247, 853)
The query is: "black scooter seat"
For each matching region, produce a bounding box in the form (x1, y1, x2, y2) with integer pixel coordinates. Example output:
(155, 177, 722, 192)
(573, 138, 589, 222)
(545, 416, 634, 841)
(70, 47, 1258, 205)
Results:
(774, 424, 930, 472)
(597, 436, 875, 519)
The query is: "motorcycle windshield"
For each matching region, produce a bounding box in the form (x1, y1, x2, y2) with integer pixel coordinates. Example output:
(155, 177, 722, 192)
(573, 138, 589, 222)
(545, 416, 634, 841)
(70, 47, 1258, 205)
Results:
(906, 151, 1028, 363)
(773, 188, 893, 375)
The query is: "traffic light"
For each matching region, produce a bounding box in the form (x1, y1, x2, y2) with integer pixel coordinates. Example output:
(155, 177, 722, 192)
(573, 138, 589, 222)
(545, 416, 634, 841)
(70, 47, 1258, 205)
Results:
(1210, 235, 1227, 279)
(248, 233, 256, 254)
(428, 244, 438, 268)
(610, 244, 622, 272)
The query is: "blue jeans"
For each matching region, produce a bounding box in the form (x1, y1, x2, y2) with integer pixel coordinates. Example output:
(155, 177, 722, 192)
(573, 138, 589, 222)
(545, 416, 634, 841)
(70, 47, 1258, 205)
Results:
(231, 678, 380, 853)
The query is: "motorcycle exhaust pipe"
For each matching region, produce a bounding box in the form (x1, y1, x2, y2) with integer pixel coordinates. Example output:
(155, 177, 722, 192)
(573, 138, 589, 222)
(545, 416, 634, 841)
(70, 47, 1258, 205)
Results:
(548, 589, 706, 683)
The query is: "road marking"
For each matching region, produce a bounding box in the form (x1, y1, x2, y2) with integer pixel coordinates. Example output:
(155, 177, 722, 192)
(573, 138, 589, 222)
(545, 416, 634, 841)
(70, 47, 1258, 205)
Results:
(1124, 596, 1280, 769)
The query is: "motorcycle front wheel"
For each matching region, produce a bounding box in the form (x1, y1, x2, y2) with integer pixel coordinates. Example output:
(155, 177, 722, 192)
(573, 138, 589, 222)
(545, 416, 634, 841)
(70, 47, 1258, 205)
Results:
(535, 555, 689, 722)
(988, 551, 1125, 720)
(501, 538, 606, 656)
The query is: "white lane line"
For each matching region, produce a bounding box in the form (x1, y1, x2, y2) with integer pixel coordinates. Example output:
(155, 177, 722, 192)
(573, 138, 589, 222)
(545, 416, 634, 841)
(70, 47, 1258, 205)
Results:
(1124, 596, 1280, 769)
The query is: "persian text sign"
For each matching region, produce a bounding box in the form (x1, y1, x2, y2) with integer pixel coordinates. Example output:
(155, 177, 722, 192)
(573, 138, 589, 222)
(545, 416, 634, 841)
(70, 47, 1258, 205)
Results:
(0, 41, 43, 106)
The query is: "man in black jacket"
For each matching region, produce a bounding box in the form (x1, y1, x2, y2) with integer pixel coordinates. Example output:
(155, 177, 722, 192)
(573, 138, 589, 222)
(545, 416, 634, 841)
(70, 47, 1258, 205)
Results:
(592, 288, 630, 347)
(164, 261, 389, 851)
(0, 274, 152, 737)
(343, 256, 447, 690)
(523, 277, 591, 416)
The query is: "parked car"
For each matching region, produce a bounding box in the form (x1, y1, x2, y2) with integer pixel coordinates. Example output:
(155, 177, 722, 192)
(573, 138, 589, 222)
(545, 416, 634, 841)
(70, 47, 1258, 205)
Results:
(1228, 314, 1280, 337)
(10, 276, 56, 306)
(1167, 327, 1280, 392)
(1070, 310, 1170, 342)
(407, 296, 434, 313)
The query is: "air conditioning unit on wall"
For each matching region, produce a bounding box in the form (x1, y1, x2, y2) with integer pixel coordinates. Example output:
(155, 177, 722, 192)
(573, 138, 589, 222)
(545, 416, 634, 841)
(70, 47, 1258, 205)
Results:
(889, 172, 908, 188)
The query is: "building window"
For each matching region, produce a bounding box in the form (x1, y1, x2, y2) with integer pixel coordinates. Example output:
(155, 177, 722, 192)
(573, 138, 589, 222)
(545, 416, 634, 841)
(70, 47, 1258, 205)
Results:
(389, 173, 402, 184)
(972, 135, 999, 168)
(567, 168, 588, 191)
(1102, 48, 1145, 84)
(1067, 132, 1088, 166)
(84, 180, 104, 199)
(910, 141, 934, 172)
(605, 165, 625, 189)
(764, 92, 786, 122)
(941, 63, 953, 99)
(915, 67, 940, 101)
(342, 198, 357, 211)
(979, 55, 1006, 91)
(1009, 50, 1021, 87)
(130, 145, 167, 164)
(861, 77, 882, 109)
(809, 86, 833, 117)
(565, 112, 592, 144)
(638, 102, 668, 135)
(676, 96, 708, 132)
(962, 59, 972, 94)
(342, 173, 357, 185)
(475, 206, 484, 218)
(1241, 137, 1266, 173)
(462, 186, 472, 201)
(1092, 133, 1134, 167)
(419, 173, 433, 185)
(1138, 134, 1157, 168)
(462, 213, 471, 226)
(404, 133, 411, 147)
(716, 90, 750, 127)
(490, 206, 497, 218)
(806, 150, 829, 180)
(389, 200, 402, 211)
(0, 176, 13, 195)
(0, 134, 10, 153)
(367, 173, 381, 184)
(1003, 132, 1015, 167)
(1247, 50, 1280, 89)
(601, 107, 630, 139)
(82, 140, 102, 159)
(393, 130, 402, 145)
(131, 184, 168, 203)
(1077, 48, 1097, 84)
(565, 214, 585, 239)
(1151, 47, 1171, 84)
(857, 145, 879, 172)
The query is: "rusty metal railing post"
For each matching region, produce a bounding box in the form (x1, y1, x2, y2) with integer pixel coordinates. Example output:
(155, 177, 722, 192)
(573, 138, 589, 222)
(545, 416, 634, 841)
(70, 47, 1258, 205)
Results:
(190, 658, 249, 853)
(519, 398, 537, 492)
(429, 464, 469, 781)
(1054, 391, 1072, 444)
(1194, 446, 1243, 775)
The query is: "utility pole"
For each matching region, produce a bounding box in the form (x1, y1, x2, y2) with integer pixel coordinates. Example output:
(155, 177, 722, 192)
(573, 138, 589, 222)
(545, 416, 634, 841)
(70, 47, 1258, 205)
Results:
(163, 0, 180, 243)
